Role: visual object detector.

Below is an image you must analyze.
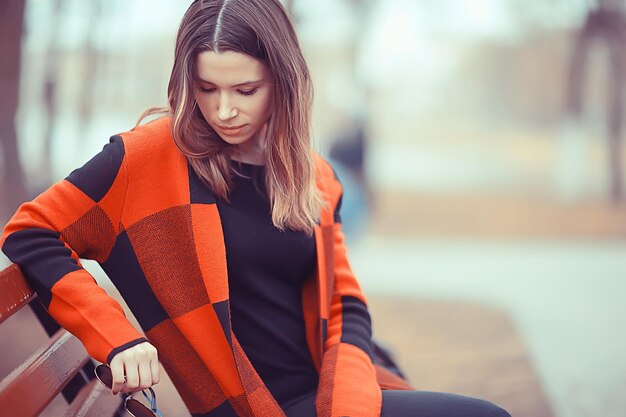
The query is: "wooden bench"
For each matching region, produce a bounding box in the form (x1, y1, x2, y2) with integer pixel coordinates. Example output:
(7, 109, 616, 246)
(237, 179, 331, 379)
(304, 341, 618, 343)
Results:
(0, 264, 122, 417)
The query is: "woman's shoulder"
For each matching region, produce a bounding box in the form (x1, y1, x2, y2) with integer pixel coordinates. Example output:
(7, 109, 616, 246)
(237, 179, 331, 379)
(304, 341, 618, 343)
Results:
(114, 116, 181, 164)
(312, 152, 343, 199)
(313, 152, 340, 182)
(117, 116, 173, 148)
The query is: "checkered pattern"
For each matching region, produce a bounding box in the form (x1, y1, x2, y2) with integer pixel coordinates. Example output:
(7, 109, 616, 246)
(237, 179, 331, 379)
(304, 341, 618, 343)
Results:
(1, 117, 412, 417)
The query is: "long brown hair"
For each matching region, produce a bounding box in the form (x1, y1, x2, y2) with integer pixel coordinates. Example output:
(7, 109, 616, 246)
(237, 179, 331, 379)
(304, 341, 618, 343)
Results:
(138, 0, 324, 233)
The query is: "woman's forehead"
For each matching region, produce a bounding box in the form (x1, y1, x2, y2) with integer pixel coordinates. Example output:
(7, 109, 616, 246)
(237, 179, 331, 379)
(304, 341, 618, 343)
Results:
(195, 50, 269, 86)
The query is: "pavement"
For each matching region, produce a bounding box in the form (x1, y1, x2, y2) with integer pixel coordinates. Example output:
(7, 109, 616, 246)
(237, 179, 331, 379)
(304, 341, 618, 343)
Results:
(349, 234, 626, 417)
(368, 296, 553, 417)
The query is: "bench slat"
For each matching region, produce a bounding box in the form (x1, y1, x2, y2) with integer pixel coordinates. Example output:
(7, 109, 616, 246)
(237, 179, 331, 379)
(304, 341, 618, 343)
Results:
(63, 379, 123, 417)
(0, 329, 90, 417)
(0, 264, 36, 324)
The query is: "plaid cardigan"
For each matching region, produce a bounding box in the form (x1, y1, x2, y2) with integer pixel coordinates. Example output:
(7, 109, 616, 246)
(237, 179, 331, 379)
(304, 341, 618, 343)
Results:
(1, 117, 411, 417)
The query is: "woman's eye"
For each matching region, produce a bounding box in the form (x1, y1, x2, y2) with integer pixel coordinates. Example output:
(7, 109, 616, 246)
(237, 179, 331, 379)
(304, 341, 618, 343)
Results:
(200, 86, 216, 93)
(239, 88, 257, 96)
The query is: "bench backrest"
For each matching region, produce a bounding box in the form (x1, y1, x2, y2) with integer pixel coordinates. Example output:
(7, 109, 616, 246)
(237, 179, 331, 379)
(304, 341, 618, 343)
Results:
(0, 264, 122, 416)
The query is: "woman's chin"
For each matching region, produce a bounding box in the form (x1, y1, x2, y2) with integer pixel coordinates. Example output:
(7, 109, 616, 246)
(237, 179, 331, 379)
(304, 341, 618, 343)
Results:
(218, 134, 252, 146)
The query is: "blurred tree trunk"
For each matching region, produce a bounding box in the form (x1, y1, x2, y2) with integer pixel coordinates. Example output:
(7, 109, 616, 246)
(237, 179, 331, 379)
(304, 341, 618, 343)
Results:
(565, 3, 626, 203)
(41, 0, 62, 181)
(79, 0, 103, 135)
(0, 0, 29, 220)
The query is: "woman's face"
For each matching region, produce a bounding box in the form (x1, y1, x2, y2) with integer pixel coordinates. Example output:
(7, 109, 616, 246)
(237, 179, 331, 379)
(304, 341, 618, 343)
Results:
(194, 50, 274, 150)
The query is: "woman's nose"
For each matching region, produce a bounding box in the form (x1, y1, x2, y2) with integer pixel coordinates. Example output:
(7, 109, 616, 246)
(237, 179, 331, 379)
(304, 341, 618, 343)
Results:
(217, 95, 238, 121)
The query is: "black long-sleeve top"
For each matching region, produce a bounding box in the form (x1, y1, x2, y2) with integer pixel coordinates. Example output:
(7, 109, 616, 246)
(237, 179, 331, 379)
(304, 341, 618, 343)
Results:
(216, 159, 319, 406)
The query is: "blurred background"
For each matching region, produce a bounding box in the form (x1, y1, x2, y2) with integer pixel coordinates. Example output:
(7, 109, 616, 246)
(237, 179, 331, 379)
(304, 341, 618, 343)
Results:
(1, 1, 626, 417)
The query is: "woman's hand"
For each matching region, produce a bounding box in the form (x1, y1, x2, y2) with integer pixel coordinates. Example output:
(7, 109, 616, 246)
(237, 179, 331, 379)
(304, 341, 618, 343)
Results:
(109, 341, 160, 394)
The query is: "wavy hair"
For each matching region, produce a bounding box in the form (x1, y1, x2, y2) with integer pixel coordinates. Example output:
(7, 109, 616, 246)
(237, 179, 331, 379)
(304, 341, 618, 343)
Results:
(138, 0, 324, 233)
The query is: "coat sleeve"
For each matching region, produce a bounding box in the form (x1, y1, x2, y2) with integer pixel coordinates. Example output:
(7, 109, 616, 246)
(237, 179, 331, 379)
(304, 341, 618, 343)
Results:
(316, 163, 382, 417)
(1, 136, 146, 364)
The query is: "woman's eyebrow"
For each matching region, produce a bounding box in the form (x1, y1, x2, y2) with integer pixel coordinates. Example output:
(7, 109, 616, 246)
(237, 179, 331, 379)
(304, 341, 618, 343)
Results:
(197, 77, 264, 87)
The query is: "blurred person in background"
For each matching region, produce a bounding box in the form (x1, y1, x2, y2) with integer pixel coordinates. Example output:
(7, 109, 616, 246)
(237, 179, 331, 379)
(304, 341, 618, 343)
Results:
(328, 108, 372, 243)
(1, 1, 510, 416)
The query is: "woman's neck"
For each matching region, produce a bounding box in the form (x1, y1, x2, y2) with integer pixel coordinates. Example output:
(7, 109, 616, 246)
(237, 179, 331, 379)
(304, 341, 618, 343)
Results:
(232, 130, 267, 165)
(230, 154, 265, 165)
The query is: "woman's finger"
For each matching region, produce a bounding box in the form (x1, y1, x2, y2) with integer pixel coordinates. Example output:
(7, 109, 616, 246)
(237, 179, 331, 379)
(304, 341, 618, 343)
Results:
(109, 358, 126, 395)
(150, 355, 160, 385)
(137, 358, 152, 390)
(122, 358, 140, 393)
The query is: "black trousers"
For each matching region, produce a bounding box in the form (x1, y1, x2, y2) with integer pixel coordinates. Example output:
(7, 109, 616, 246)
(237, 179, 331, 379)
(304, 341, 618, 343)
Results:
(281, 389, 511, 417)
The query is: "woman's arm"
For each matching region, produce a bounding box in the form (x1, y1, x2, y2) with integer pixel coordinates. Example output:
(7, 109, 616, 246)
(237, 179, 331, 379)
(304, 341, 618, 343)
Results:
(1, 136, 156, 388)
(316, 160, 382, 417)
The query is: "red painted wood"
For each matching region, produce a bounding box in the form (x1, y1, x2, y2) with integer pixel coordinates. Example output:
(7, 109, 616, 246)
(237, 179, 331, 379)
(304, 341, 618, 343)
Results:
(0, 264, 36, 324)
(0, 329, 90, 417)
(63, 379, 122, 417)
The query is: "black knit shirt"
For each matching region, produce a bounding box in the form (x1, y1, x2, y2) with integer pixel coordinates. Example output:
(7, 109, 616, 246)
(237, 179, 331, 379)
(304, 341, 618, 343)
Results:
(216, 160, 319, 405)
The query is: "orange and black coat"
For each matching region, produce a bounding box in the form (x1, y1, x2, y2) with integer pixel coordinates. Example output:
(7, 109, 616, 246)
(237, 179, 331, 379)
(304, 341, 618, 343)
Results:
(1, 117, 411, 417)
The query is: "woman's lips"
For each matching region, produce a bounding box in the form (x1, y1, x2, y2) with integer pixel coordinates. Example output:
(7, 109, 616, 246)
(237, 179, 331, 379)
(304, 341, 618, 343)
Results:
(218, 124, 246, 136)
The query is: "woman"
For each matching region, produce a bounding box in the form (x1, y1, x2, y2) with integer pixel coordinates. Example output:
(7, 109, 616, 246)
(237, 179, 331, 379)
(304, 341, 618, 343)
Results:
(1, 1, 511, 416)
